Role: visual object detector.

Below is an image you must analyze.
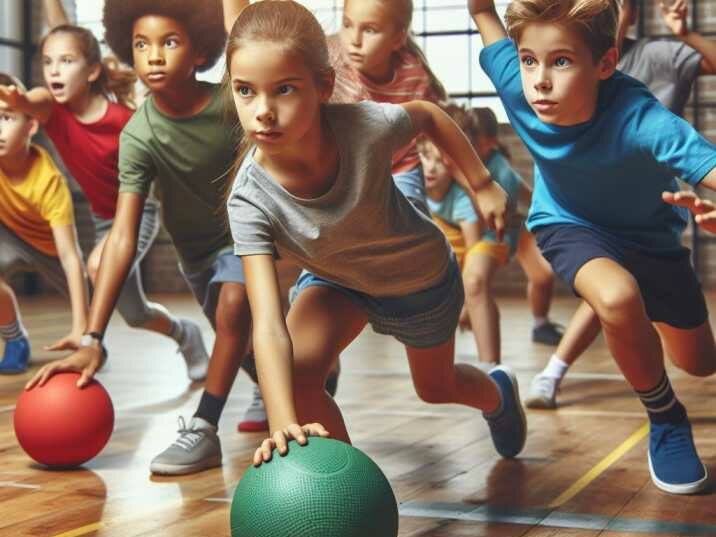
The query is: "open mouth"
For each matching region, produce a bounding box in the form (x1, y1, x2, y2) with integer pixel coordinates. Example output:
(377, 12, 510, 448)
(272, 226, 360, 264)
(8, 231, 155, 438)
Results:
(49, 82, 65, 91)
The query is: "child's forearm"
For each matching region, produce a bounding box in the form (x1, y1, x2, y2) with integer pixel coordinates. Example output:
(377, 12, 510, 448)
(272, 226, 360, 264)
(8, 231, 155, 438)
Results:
(242, 253, 300, 430)
(422, 103, 493, 192)
(60, 252, 89, 334)
(0, 87, 54, 124)
(85, 194, 143, 335)
(681, 32, 716, 74)
(253, 325, 300, 431)
(468, 0, 508, 47)
(223, 0, 251, 33)
(698, 166, 716, 190)
(43, 0, 70, 29)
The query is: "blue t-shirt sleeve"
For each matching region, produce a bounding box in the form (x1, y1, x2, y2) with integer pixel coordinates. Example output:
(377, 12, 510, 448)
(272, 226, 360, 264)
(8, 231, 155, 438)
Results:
(479, 38, 523, 104)
(639, 101, 716, 185)
(452, 186, 478, 223)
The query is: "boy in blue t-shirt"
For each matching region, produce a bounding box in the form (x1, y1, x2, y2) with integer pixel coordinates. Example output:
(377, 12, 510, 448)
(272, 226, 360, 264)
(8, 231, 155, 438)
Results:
(527, 0, 716, 410)
(469, 0, 716, 495)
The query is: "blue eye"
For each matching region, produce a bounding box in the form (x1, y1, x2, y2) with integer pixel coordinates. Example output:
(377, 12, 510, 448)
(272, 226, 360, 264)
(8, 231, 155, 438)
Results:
(521, 56, 536, 67)
(236, 85, 253, 97)
(555, 56, 572, 67)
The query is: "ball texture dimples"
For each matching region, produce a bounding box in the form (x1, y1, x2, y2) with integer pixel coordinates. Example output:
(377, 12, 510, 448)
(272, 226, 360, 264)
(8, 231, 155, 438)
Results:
(231, 437, 398, 537)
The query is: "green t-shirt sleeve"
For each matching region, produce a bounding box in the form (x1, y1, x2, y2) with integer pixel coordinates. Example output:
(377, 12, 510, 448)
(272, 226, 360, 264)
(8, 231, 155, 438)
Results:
(118, 129, 156, 197)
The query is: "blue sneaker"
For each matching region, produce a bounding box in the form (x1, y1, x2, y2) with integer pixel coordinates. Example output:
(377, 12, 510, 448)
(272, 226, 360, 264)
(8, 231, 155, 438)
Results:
(0, 336, 30, 374)
(483, 365, 527, 458)
(648, 418, 708, 494)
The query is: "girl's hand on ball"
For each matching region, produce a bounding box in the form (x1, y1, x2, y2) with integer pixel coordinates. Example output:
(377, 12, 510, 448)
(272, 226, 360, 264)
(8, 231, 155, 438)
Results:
(253, 423, 329, 466)
(25, 347, 104, 390)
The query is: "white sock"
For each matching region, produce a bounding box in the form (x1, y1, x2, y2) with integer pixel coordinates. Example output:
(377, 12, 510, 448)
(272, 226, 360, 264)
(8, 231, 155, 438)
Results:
(542, 354, 569, 380)
(533, 316, 548, 328)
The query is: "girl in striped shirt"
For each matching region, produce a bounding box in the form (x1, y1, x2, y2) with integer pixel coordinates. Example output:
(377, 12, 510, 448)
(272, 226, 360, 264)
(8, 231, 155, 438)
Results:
(330, 0, 447, 214)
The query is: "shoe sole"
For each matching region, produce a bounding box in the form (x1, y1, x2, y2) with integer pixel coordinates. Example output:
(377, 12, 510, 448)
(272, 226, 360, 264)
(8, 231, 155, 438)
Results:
(524, 394, 557, 410)
(648, 452, 709, 494)
(490, 365, 528, 458)
(238, 420, 269, 433)
(150, 454, 222, 476)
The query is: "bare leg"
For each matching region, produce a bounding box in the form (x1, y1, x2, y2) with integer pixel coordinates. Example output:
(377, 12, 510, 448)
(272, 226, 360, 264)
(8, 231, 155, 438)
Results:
(515, 229, 554, 318)
(0, 277, 20, 326)
(462, 253, 501, 364)
(574, 258, 664, 391)
(204, 282, 252, 397)
(655, 321, 716, 377)
(556, 300, 601, 365)
(405, 336, 500, 412)
(289, 286, 368, 443)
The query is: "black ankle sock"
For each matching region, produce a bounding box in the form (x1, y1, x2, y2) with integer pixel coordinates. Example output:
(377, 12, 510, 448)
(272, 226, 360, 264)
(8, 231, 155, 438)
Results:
(194, 391, 227, 427)
(636, 372, 686, 424)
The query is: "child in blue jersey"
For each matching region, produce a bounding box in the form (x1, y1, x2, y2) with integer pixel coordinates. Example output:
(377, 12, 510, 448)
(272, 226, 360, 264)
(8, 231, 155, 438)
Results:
(526, 0, 716, 409)
(419, 103, 561, 366)
(469, 0, 716, 495)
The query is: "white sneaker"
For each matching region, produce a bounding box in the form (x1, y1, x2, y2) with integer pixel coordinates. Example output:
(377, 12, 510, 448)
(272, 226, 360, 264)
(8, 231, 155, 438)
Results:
(524, 373, 559, 409)
(177, 318, 209, 381)
(237, 385, 268, 432)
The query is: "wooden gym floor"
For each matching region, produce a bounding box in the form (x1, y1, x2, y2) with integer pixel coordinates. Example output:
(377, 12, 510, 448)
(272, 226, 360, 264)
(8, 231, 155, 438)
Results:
(1, 292, 715, 537)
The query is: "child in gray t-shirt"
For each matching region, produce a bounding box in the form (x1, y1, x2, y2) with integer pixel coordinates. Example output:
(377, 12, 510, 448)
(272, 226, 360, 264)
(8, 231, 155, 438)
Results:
(226, 1, 527, 466)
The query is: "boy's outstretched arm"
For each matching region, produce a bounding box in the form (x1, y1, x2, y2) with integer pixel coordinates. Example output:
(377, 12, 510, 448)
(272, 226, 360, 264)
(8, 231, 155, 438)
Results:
(223, 0, 251, 34)
(469, 0, 508, 47)
(663, 167, 716, 233)
(660, 0, 716, 75)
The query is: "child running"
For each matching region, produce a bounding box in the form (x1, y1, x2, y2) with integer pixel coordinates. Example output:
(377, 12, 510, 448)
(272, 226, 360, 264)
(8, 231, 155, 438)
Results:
(0, 73, 88, 373)
(26, 0, 261, 476)
(0, 0, 209, 379)
(223, 0, 527, 465)
(469, 0, 716, 494)
(419, 103, 561, 366)
(525, 0, 716, 409)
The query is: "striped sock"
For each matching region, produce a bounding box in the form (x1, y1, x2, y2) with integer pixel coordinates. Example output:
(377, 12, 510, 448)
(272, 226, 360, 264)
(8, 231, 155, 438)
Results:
(0, 319, 27, 342)
(636, 372, 686, 424)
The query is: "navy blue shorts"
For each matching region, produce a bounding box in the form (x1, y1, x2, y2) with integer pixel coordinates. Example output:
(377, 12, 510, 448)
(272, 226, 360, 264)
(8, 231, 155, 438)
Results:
(534, 224, 708, 329)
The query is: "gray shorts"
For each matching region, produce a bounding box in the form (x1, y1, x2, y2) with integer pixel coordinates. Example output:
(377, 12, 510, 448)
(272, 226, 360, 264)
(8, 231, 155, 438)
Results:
(180, 251, 246, 327)
(292, 254, 463, 348)
(0, 221, 67, 295)
(92, 199, 162, 327)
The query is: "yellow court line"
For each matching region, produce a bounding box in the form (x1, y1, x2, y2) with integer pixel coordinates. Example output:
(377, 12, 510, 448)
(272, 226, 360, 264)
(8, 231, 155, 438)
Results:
(51, 522, 104, 537)
(548, 421, 649, 508)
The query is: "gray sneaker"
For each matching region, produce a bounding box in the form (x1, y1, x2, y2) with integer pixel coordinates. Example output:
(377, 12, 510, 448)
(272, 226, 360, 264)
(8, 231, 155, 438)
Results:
(177, 319, 209, 381)
(524, 373, 559, 409)
(150, 416, 222, 475)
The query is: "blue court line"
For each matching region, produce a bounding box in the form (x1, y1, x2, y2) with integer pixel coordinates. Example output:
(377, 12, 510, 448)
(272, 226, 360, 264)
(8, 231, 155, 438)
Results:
(399, 501, 716, 535)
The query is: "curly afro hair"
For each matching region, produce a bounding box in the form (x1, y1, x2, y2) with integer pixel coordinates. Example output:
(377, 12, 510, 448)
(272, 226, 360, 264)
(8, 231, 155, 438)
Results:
(103, 0, 226, 72)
